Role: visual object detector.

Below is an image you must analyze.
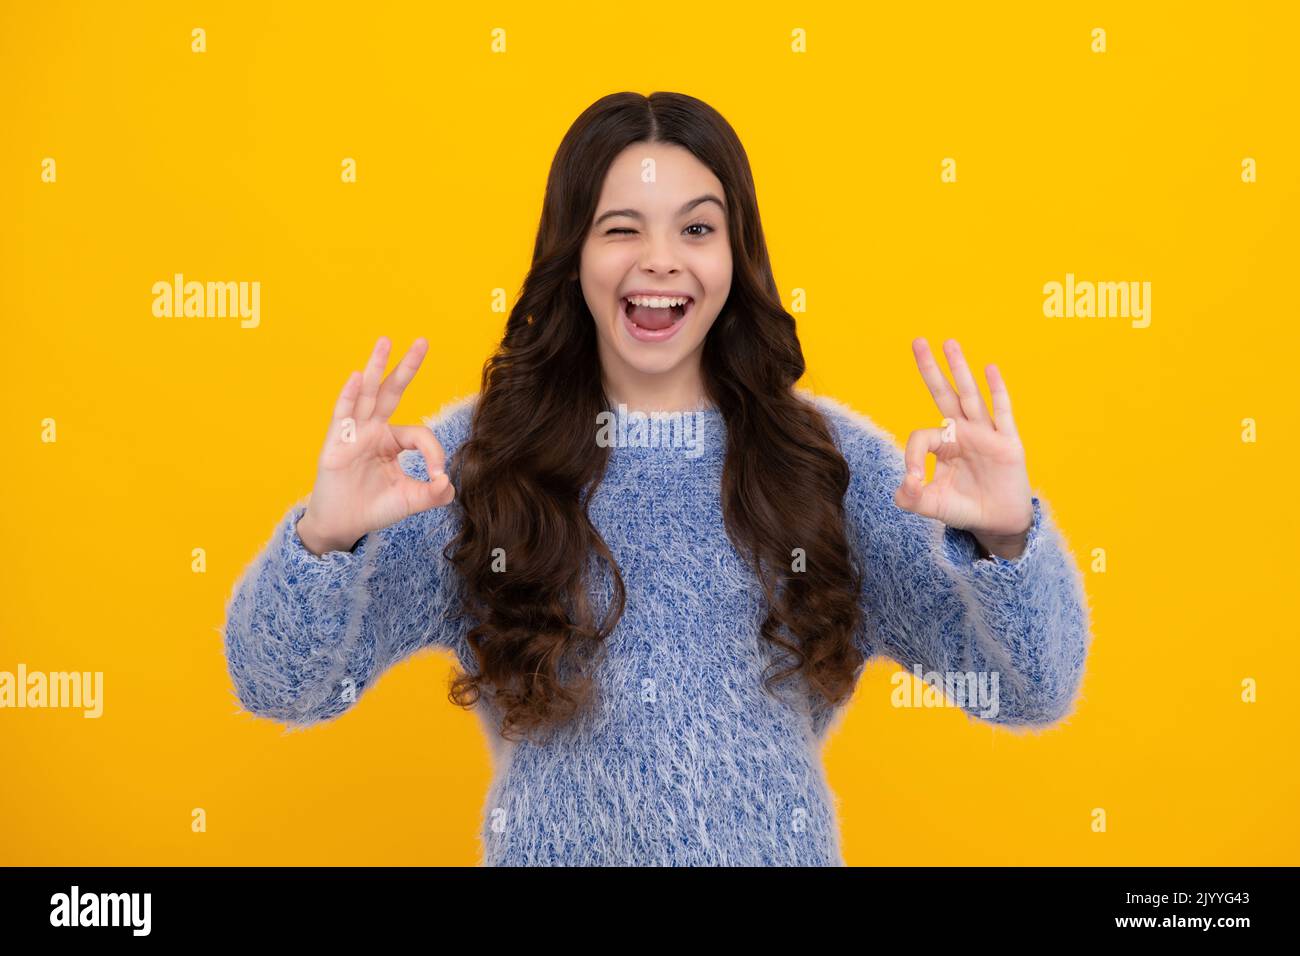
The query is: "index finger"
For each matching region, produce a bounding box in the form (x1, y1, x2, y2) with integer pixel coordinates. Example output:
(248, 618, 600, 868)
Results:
(391, 423, 447, 478)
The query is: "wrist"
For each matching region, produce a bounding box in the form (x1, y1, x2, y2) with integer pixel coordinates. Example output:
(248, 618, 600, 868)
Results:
(295, 512, 360, 557)
(972, 530, 1028, 561)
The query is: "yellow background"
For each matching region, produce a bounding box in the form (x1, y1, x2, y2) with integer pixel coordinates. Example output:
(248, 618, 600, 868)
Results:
(2, 1, 1296, 865)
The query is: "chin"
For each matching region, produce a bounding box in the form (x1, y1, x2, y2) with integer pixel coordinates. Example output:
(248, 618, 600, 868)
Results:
(615, 347, 682, 377)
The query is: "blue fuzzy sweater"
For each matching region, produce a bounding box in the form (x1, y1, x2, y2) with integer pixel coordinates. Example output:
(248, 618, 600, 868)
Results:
(222, 390, 1092, 866)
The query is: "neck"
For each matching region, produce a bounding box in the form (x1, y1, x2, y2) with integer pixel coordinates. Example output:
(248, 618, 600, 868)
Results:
(600, 357, 710, 414)
(606, 395, 717, 414)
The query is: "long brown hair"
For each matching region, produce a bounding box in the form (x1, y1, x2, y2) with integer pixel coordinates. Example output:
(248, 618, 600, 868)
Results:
(444, 91, 864, 743)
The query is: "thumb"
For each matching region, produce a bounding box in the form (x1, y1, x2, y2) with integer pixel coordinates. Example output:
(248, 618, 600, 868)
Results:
(405, 469, 455, 512)
(897, 469, 925, 503)
(894, 469, 930, 516)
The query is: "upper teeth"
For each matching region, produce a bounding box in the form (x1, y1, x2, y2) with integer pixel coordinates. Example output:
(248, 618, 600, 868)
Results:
(625, 295, 690, 308)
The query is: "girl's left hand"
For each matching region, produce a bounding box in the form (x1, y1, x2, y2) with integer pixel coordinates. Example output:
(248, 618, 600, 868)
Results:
(894, 338, 1035, 559)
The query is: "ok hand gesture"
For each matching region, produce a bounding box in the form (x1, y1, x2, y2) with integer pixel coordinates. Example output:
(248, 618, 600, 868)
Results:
(296, 336, 455, 556)
(894, 338, 1035, 559)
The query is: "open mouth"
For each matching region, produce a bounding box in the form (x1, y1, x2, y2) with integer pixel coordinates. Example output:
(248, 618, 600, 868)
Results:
(619, 295, 694, 341)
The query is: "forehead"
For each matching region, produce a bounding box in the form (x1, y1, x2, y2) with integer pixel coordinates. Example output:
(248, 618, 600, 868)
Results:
(597, 142, 725, 209)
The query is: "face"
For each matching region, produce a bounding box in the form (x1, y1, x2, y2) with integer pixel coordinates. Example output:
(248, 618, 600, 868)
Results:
(578, 141, 732, 409)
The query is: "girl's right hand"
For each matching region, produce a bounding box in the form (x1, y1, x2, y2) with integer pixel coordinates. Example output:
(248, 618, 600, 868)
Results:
(295, 336, 456, 556)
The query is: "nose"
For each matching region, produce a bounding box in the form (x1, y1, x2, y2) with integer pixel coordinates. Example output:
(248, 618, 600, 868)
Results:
(637, 229, 681, 276)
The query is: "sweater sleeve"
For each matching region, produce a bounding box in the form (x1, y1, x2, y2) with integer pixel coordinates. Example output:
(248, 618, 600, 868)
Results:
(818, 396, 1093, 730)
(221, 395, 478, 730)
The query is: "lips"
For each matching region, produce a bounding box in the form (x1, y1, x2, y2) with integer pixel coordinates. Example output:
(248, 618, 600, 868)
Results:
(619, 295, 693, 343)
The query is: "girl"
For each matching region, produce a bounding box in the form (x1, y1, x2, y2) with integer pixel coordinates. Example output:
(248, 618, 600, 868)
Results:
(223, 90, 1091, 866)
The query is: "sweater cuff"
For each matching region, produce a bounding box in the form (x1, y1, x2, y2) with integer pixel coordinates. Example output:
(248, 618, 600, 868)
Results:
(279, 503, 374, 581)
(940, 496, 1046, 585)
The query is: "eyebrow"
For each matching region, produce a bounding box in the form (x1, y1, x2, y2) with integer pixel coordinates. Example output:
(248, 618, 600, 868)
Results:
(594, 194, 727, 226)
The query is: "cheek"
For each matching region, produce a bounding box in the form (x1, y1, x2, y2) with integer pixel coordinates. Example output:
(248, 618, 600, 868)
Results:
(580, 242, 613, 279)
(589, 242, 638, 272)
(695, 250, 732, 292)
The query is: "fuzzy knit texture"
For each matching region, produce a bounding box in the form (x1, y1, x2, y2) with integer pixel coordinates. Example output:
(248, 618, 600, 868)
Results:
(222, 390, 1092, 866)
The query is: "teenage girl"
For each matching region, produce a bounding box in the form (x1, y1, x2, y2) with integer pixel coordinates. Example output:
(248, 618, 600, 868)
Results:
(224, 90, 1091, 866)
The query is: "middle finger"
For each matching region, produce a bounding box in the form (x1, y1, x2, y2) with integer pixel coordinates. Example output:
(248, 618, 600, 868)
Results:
(354, 336, 392, 421)
(941, 338, 992, 425)
(912, 337, 963, 422)
(372, 338, 430, 422)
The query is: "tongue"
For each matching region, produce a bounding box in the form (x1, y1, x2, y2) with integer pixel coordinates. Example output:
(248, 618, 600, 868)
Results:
(627, 303, 677, 330)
